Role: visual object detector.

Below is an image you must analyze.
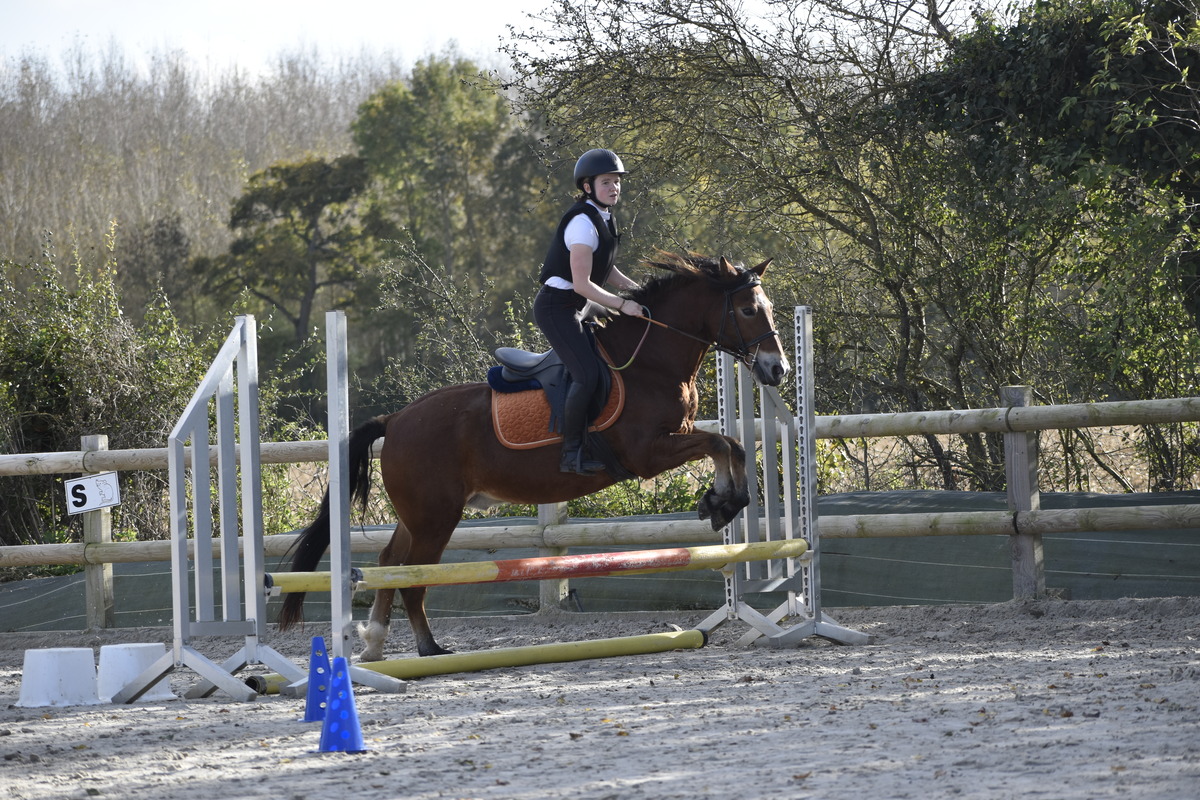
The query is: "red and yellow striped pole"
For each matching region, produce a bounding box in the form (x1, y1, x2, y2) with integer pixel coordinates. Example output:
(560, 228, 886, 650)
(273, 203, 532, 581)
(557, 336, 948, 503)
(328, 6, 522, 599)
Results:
(265, 538, 807, 594)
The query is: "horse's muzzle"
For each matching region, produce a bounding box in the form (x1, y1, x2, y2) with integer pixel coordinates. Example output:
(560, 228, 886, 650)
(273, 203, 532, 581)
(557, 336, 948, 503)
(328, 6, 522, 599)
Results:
(753, 353, 790, 387)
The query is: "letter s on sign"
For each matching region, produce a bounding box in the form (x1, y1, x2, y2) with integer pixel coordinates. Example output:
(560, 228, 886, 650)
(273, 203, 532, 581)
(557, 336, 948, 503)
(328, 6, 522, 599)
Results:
(70, 483, 89, 509)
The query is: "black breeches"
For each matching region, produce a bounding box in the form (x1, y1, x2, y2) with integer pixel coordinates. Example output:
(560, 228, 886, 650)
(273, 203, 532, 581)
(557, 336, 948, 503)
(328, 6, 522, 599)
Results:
(533, 286, 604, 394)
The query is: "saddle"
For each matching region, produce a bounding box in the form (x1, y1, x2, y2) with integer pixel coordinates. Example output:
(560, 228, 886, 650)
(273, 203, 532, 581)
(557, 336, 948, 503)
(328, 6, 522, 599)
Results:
(488, 346, 625, 450)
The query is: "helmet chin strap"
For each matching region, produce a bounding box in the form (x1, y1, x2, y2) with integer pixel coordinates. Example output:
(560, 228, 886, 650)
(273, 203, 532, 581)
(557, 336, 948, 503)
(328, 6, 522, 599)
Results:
(583, 181, 612, 209)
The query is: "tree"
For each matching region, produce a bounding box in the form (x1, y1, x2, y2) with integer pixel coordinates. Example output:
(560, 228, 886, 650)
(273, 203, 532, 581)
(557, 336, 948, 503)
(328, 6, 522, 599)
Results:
(352, 55, 558, 303)
(501, 0, 1200, 490)
(119, 213, 193, 324)
(501, 0, 1004, 487)
(909, 0, 1200, 325)
(907, 0, 1200, 488)
(0, 242, 207, 548)
(199, 154, 371, 346)
(0, 45, 407, 325)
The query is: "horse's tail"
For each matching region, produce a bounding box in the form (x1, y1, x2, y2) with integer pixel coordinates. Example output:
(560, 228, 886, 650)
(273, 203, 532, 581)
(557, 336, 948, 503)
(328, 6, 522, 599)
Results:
(276, 416, 388, 630)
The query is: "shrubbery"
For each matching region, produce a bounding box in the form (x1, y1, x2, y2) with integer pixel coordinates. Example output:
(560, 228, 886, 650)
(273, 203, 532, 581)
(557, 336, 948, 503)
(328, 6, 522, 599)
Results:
(0, 236, 335, 565)
(0, 232, 218, 550)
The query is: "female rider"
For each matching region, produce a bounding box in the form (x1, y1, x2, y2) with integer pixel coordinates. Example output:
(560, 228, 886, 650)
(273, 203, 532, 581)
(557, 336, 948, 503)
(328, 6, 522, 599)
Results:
(534, 148, 643, 474)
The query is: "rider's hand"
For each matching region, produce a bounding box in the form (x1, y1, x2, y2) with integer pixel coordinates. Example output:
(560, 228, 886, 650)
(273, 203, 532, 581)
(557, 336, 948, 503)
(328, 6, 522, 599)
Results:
(620, 299, 643, 317)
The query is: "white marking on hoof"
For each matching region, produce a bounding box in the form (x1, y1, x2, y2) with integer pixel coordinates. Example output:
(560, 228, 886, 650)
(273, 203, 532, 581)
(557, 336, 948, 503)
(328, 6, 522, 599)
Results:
(357, 620, 388, 662)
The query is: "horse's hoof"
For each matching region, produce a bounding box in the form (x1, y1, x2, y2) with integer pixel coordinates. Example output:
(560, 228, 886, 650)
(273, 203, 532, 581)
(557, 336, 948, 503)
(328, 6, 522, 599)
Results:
(708, 509, 734, 531)
(356, 620, 389, 663)
(707, 499, 746, 531)
(418, 643, 454, 657)
(697, 488, 720, 520)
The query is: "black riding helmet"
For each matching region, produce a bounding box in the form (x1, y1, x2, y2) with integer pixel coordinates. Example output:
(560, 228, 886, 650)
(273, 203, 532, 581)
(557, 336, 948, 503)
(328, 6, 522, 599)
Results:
(574, 148, 626, 206)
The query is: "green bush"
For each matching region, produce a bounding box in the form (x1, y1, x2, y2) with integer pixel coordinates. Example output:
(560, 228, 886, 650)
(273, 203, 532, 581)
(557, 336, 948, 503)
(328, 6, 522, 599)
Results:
(0, 232, 208, 548)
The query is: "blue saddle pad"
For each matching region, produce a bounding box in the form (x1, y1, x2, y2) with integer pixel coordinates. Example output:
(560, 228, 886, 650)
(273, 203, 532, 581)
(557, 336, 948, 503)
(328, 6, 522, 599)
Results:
(487, 365, 542, 394)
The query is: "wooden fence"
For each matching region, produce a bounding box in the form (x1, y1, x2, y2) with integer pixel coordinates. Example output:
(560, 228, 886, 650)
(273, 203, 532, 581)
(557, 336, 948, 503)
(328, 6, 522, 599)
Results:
(3, 392, 1200, 628)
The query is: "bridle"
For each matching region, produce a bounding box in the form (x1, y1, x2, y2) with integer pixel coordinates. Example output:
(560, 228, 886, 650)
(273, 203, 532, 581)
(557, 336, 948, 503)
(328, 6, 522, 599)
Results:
(611, 272, 779, 371)
(709, 272, 779, 365)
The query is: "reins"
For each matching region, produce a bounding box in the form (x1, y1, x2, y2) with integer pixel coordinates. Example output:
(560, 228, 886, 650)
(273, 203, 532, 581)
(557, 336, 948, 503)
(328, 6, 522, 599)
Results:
(609, 314, 654, 370)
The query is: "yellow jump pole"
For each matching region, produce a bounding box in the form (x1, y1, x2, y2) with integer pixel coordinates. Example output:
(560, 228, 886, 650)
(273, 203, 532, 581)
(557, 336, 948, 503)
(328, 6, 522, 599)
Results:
(264, 538, 807, 594)
(249, 629, 707, 693)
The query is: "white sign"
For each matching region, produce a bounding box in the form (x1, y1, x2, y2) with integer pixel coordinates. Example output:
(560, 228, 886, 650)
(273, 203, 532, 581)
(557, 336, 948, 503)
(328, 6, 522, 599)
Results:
(65, 472, 121, 515)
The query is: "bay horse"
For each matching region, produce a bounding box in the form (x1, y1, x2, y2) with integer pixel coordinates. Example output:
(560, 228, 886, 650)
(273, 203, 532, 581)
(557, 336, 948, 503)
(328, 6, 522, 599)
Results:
(278, 252, 790, 660)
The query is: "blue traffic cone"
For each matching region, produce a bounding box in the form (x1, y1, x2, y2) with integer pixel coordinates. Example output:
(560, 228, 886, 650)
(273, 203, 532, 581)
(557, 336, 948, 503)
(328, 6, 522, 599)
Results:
(302, 636, 332, 723)
(318, 656, 366, 753)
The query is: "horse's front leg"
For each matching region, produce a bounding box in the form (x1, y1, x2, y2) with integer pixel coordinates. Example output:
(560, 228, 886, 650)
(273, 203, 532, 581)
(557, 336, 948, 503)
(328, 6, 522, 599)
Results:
(694, 433, 749, 530)
(634, 431, 749, 531)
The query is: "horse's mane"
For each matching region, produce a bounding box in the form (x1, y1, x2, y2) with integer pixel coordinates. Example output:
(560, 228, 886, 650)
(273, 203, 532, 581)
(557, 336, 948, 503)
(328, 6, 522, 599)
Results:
(627, 251, 752, 307)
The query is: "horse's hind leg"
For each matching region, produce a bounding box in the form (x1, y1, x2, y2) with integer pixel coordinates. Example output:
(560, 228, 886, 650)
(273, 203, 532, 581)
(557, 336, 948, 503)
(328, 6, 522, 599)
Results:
(358, 521, 409, 662)
(399, 584, 450, 656)
(357, 515, 458, 659)
(360, 587, 396, 663)
(395, 517, 458, 656)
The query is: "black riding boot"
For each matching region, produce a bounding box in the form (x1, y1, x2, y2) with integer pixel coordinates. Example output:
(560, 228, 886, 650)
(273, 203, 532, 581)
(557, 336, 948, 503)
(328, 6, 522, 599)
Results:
(559, 383, 605, 475)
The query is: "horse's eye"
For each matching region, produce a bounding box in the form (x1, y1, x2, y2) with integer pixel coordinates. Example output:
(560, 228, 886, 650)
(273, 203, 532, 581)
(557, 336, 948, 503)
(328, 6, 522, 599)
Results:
(739, 306, 757, 318)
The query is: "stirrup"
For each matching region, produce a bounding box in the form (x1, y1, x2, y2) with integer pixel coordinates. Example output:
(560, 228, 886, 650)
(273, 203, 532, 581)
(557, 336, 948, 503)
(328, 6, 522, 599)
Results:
(560, 448, 604, 475)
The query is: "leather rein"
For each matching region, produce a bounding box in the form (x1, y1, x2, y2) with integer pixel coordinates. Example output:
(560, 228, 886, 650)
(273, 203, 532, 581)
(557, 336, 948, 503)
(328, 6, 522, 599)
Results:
(610, 273, 778, 371)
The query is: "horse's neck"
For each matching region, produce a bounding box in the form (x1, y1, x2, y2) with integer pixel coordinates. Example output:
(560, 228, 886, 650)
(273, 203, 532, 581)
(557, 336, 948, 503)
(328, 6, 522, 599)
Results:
(600, 312, 710, 383)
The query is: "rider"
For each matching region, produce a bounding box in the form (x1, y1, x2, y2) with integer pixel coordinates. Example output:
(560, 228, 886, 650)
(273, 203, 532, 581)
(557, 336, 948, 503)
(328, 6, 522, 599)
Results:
(534, 148, 643, 475)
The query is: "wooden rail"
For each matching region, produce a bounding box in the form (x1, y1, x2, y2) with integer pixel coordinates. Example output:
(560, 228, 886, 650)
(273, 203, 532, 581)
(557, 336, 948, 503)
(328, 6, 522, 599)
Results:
(4, 503, 1198, 569)
(4, 396, 1200, 478)
(265, 540, 809, 594)
(4, 393, 1200, 627)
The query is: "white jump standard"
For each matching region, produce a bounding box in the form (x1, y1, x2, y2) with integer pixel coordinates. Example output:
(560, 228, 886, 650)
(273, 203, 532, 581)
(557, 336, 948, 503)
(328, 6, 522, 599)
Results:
(697, 306, 869, 647)
(112, 316, 305, 703)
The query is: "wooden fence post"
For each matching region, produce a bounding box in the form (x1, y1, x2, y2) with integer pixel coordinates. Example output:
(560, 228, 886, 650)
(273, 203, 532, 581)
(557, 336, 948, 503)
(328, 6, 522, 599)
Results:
(81, 434, 115, 629)
(1002, 386, 1045, 599)
(538, 502, 570, 610)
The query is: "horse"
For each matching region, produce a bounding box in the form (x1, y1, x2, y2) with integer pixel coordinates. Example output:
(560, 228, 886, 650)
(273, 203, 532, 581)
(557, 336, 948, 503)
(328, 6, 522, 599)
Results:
(277, 251, 790, 661)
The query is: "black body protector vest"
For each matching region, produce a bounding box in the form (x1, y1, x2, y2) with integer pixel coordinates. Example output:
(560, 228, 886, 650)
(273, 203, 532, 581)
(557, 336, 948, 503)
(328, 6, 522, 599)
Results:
(538, 201, 620, 289)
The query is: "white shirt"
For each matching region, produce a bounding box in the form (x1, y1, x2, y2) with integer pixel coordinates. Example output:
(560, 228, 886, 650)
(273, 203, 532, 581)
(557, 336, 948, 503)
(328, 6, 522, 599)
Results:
(544, 201, 609, 290)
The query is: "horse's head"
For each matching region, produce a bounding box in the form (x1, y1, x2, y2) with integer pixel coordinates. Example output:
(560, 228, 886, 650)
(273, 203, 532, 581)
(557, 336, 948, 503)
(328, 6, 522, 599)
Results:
(639, 252, 791, 386)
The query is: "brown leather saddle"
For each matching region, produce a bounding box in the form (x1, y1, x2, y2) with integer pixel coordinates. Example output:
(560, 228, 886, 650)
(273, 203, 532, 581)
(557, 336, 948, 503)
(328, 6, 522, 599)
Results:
(489, 346, 625, 450)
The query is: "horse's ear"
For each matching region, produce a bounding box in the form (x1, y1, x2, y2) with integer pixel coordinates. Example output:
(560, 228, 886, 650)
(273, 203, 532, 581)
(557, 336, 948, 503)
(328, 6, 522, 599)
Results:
(751, 258, 772, 277)
(718, 256, 739, 279)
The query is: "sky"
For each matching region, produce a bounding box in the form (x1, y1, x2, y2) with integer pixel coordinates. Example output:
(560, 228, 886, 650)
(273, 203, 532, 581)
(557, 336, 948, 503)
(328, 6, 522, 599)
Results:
(0, 0, 548, 76)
